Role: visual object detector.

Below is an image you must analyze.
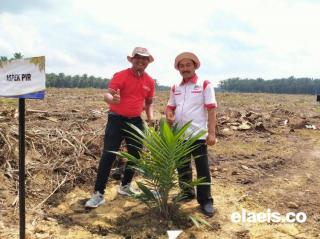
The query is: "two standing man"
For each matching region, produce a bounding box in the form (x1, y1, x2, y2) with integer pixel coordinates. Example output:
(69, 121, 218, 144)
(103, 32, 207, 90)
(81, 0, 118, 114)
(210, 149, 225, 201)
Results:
(86, 47, 217, 217)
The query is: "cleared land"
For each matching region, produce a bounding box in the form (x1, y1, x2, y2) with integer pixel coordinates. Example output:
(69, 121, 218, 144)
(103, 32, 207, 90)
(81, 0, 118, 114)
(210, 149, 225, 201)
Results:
(0, 89, 319, 238)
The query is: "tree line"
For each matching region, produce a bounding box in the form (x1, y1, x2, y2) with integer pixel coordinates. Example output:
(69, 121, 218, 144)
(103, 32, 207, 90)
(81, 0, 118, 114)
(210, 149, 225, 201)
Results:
(3, 53, 319, 94)
(46, 73, 169, 91)
(219, 77, 320, 95)
(46, 73, 110, 89)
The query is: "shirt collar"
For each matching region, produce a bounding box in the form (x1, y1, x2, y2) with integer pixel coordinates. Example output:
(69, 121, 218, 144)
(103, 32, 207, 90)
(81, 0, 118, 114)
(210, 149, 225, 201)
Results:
(129, 68, 144, 78)
(180, 74, 198, 85)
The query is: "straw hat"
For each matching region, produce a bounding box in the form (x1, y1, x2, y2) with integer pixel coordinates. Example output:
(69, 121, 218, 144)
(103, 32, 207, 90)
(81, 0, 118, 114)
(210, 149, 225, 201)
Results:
(127, 47, 154, 63)
(174, 52, 200, 70)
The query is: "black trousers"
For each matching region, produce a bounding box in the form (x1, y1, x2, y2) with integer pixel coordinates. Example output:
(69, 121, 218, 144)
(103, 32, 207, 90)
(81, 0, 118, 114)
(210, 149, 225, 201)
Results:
(177, 140, 213, 204)
(94, 113, 144, 194)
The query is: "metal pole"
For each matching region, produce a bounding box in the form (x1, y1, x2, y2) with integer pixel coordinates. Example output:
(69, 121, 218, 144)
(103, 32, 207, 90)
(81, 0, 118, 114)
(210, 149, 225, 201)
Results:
(19, 98, 25, 239)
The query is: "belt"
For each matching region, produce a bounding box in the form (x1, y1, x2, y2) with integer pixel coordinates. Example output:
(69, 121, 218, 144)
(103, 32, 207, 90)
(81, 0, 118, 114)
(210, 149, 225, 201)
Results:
(108, 111, 141, 120)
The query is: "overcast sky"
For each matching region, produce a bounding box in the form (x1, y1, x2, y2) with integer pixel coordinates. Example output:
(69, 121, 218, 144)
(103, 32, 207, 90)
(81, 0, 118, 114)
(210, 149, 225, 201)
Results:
(1, 0, 320, 86)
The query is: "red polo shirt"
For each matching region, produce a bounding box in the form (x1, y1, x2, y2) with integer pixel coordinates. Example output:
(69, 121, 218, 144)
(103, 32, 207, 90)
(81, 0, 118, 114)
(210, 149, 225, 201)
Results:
(108, 68, 155, 117)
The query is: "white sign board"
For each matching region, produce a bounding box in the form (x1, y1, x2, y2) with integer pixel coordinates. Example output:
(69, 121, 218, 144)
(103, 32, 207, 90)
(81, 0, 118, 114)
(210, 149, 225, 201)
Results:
(0, 56, 45, 99)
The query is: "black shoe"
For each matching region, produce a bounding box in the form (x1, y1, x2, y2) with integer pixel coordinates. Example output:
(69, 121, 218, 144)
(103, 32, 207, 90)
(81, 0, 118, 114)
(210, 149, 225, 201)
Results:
(200, 202, 215, 217)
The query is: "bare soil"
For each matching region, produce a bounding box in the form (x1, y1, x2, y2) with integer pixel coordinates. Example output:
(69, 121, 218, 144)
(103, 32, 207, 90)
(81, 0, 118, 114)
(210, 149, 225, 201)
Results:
(0, 89, 319, 238)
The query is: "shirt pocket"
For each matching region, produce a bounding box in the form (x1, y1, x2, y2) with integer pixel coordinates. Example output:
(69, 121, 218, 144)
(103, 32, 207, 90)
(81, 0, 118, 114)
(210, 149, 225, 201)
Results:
(189, 89, 204, 104)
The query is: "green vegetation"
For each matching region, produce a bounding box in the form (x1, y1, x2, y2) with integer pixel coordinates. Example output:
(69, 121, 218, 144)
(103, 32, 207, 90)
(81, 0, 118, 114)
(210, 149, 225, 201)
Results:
(46, 73, 169, 90)
(0, 52, 23, 68)
(113, 119, 207, 220)
(46, 73, 110, 89)
(219, 77, 320, 95)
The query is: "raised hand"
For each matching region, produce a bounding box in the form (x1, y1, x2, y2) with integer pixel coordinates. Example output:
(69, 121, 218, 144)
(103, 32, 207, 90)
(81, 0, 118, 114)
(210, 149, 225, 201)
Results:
(112, 89, 120, 104)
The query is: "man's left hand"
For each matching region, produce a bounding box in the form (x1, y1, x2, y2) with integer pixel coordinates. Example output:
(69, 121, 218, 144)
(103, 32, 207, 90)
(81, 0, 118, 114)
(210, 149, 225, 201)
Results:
(206, 133, 217, 146)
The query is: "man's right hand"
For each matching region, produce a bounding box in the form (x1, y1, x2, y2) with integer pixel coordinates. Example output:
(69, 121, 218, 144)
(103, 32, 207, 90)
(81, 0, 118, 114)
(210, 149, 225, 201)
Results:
(105, 89, 120, 104)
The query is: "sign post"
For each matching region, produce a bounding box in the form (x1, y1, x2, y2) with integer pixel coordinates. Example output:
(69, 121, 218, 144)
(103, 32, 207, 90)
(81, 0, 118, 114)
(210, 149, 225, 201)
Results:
(0, 56, 46, 239)
(19, 98, 26, 239)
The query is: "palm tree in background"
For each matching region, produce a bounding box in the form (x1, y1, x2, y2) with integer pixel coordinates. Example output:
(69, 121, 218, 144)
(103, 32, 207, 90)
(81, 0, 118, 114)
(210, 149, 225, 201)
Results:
(0, 52, 24, 62)
(0, 53, 23, 67)
(0, 56, 8, 62)
(13, 52, 23, 59)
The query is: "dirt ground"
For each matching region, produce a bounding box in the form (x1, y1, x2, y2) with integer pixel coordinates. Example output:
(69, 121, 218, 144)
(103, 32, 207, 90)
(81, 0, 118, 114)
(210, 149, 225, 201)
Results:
(0, 89, 319, 239)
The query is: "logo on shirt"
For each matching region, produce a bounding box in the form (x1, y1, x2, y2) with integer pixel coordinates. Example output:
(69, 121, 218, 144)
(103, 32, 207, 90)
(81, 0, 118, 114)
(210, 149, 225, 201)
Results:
(193, 85, 201, 90)
(143, 85, 151, 91)
(191, 84, 202, 93)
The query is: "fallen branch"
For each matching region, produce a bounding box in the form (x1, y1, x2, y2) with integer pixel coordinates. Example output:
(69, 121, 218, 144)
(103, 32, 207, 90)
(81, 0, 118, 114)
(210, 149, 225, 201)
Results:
(26, 109, 48, 114)
(32, 174, 68, 211)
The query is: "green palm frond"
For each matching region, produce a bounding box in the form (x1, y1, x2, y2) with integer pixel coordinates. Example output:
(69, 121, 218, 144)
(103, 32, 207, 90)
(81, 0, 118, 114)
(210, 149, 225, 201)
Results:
(112, 118, 207, 219)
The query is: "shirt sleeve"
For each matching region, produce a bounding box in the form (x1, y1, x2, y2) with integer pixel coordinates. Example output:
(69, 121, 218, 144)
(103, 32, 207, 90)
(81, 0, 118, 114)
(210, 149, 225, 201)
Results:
(146, 79, 155, 98)
(167, 85, 176, 110)
(108, 72, 124, 91)
(203, 80, 217, 109)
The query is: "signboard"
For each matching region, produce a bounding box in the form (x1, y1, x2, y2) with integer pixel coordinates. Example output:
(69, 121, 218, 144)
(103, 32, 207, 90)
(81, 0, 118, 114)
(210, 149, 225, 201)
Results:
(0, 56, 46, 239)
(0, 56, 45, 99)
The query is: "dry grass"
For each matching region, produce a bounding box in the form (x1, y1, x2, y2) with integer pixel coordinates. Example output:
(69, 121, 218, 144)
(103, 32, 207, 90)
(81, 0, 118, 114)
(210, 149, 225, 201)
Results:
(0, 88, 319, 238)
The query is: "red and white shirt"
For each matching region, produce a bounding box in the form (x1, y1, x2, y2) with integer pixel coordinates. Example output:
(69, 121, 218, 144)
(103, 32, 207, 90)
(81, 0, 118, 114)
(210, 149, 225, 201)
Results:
(167, 74, 217, 139)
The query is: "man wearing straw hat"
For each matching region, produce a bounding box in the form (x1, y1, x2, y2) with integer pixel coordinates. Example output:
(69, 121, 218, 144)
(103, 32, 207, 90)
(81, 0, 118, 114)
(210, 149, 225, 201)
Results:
(166, 52, 217, 217)
(86, 47, 155, 208)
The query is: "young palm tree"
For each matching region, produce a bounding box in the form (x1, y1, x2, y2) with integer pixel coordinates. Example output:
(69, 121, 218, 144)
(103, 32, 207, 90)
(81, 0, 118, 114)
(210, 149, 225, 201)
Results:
(113, 119, 207, 220)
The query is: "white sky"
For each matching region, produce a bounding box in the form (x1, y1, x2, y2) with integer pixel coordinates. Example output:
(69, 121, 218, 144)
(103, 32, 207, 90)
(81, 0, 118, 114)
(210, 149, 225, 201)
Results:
(1, 0, 320, 87)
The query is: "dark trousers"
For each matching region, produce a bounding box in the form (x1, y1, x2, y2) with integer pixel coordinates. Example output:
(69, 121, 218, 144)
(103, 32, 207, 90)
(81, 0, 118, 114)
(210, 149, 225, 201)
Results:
(177, 140, 213, 204)
(94, 113, 144, 194)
